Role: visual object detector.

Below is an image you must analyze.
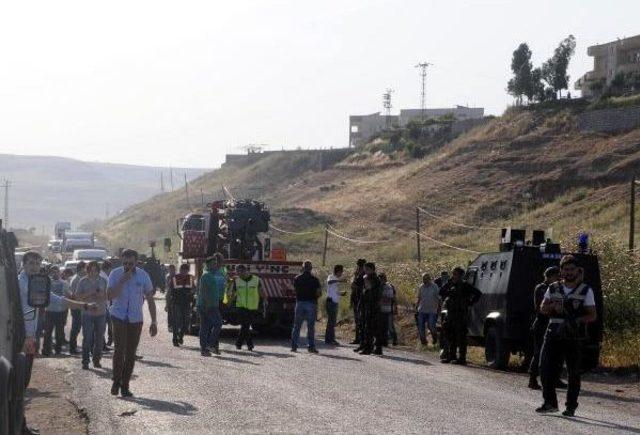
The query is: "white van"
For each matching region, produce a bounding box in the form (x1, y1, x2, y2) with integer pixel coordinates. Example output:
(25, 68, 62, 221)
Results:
(72, 249, 108, 262)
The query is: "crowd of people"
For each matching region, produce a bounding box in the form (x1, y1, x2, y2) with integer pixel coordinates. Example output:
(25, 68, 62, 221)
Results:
(18, 246, 596, 434)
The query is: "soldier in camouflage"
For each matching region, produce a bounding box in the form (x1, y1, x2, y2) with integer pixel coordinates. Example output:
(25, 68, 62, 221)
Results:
(439, 267, 482, 365)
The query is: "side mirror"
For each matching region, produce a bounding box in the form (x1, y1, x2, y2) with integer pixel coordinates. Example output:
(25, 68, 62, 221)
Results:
(28, 274, 51, 308)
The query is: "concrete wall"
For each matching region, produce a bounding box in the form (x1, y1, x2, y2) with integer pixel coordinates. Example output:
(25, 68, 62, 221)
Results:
(450, 117, 491, 136)
(223, 148, 354, 169)
(349, 113, 398, 147)
(399, 106, 484, 126)
(577, 106, 640, 133)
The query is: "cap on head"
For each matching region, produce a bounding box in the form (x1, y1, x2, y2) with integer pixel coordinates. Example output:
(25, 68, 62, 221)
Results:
(544, 266, 560, 278)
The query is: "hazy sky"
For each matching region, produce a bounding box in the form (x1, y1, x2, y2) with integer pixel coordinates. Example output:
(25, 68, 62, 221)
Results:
(0, 0, 638, 168)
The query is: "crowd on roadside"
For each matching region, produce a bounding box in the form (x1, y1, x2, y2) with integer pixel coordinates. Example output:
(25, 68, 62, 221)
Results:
(18, 246, 596, 434)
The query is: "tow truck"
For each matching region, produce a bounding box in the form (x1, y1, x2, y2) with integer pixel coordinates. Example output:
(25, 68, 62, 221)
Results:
(177, 199, 301, 334)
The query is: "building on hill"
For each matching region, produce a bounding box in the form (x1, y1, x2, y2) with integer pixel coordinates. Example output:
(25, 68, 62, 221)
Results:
(348, 113, 399, 148)
(575, 34, 640, 98)
(348, 106, 484, 147)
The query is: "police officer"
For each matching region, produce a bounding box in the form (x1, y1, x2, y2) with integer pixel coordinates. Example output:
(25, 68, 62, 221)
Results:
(536, 255, 597, 416)
(439, 267, 482, 365)
(528, 266, 560, 389)
(171, 264, 195, 347)
(165, 264, 176, 332)
(356, 262, 384, 355)
(349, 259, 366, 345)
(229, 264, 261, 351)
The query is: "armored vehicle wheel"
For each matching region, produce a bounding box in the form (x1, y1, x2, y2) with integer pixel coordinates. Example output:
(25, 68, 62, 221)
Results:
(485, 325, 510, 370)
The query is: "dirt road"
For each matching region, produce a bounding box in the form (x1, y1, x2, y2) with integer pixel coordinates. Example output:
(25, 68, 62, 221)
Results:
(29, 298, 640, 434)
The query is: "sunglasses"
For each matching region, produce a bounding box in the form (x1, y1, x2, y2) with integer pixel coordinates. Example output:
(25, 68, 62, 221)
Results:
(123, 261, 136, 267)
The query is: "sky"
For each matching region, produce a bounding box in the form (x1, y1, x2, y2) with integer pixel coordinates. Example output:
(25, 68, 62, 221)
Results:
(0, 0, 638, 168)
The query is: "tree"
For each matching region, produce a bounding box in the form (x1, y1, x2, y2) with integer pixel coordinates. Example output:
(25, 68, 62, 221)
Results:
(507, 43, 534, 104)
(530, 67, 546, 102)
(542, 35, 577, 98)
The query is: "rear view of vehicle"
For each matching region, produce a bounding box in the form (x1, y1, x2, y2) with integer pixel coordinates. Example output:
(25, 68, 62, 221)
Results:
(178, 199, 301, 333)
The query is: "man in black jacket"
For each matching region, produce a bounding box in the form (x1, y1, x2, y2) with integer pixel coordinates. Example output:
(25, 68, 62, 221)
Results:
(439, 267, 482, 365)
(349, 259, 366, 345)
(356, 262, 384, 355)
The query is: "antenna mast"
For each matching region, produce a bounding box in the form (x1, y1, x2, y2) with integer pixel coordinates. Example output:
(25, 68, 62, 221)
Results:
(382, 88, 394, 129)
(415, 62, 432, 122)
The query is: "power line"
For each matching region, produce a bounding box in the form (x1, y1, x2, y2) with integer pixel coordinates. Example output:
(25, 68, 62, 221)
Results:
(269, 223, 322, 236)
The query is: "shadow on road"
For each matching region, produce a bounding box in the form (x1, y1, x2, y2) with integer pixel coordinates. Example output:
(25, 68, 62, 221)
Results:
(25, 387, 58, 403)
(136, 358, 181, 369)
(214, 355, 260, 366)
(546, 414, 640, 433)
(317, 353, 362, 363)
(580, 389, 640, 404)
(378, 354, 431, 366)
(121, 397, 198, 416)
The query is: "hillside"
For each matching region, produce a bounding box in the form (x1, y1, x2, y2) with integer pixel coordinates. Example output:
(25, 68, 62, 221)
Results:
(0, 154, 208, 232)
(99, 107, 640, 263)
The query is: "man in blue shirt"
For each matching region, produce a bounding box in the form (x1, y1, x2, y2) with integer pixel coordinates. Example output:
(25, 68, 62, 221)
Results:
(107, 249, 158, 397)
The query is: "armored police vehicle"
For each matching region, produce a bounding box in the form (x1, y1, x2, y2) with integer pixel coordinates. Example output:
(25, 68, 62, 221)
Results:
(178, 199, 301, 334)
(0, 224, 27, 434)
(465, 228, 603, 370)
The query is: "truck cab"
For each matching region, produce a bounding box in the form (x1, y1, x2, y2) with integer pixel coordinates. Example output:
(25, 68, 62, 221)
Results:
(465, 228, 603, 370)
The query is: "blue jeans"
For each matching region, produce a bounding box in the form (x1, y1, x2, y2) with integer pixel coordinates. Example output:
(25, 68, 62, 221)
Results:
(199, 307, 222, 351)
(291, 301, 317, 349)
(417, 312, 438, 343)
(81, 314, 106, 364)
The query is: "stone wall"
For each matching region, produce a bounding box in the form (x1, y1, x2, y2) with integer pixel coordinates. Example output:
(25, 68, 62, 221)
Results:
(577, 106, 640, 133)
(223, 148, 354, 169)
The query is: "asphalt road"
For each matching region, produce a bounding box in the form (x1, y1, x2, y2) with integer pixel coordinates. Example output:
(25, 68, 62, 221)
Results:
(39, 298, 640, 434)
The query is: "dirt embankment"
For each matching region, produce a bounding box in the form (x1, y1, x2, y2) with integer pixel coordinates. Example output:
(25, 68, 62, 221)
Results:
(25, 357, 88, 434)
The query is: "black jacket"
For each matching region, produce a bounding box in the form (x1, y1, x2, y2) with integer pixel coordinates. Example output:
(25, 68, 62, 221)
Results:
(294, 271, 321, 302)
(439, 280, 482, 318)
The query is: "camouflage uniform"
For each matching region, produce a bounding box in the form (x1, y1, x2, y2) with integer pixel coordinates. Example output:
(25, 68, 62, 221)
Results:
(439, 280, 482, 362)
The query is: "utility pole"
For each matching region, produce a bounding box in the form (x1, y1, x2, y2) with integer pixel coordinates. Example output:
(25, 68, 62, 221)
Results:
(415, 62, 432, 122)
(631, 176, 636, 251)
(160, 172, 165, 192)
(200, 187, 205, 208)
(170, 167, 175, 191)
(416, 207, 421, 263)
(322, 224, 329, 267)
(184, 173, 190, 208)
(1, 179, 10, 230)
(383, 88, 394, 129)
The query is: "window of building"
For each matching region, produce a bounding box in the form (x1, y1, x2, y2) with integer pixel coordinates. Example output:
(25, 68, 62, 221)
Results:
(350, 125, 359, 133)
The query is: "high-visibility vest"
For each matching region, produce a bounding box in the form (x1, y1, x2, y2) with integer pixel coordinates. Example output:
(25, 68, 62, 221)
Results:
(234, 275, 260, 311)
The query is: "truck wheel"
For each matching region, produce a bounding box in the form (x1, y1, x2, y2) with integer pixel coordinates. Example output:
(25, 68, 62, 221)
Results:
(485, 325, 510, 370)
(0, 357, 11, 435)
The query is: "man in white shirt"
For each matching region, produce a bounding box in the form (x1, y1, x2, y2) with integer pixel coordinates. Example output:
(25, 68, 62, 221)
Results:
(536, 255, 597, 417)
(324, 264, 346, 345)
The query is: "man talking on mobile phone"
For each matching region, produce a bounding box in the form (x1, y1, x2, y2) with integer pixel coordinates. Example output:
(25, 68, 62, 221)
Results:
(107, 249, 158, 398)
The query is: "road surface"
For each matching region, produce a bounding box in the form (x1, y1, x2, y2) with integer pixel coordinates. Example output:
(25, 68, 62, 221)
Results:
(37, 298, 640, 434)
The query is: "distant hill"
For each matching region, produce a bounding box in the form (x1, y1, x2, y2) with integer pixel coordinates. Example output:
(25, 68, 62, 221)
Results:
(0, 154, 208, 232)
